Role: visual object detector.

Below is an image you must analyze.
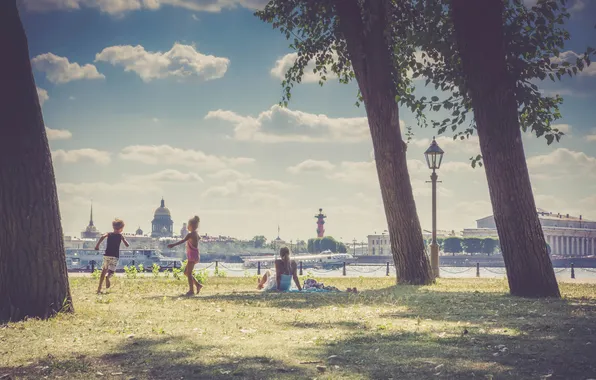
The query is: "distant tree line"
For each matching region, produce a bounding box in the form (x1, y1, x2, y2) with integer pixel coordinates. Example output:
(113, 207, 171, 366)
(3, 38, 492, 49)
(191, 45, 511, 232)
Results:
(307, 237, 347, 253)
(430, 237, 551, 256)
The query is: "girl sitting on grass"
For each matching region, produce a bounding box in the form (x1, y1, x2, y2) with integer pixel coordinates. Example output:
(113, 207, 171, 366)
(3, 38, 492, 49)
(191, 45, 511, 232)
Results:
(167, 215, 203, 296)
(257, 247, 302, 292)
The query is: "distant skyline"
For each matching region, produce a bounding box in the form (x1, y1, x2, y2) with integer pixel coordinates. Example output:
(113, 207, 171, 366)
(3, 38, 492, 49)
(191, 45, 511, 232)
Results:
(20, 0, 596, 241)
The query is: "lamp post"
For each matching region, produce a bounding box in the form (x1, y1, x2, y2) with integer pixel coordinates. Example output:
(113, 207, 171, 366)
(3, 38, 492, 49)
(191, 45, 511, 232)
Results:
(424, 136, 445, 278)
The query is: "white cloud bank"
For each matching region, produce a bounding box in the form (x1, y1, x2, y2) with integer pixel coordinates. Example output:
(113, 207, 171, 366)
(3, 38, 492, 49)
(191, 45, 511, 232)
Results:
(37, 87, 49, 106)
(52, 149, 111, 165)
(205, 105, 371, 143)
(550, 50, 596, 76)
(46, 127, 72, 140)
(287, 159, 336, 174)
(270, 52, 339, 83)
(119, 145, 254, 170)
(32, 53, 104, 84)
(23, 0, 268, 15)
(96, 43, 229, 82)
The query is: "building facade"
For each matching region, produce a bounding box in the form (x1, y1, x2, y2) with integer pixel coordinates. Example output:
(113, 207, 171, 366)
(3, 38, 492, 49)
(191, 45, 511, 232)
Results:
(367, 230, 456, 256)
(463, 209, 596, 256)
(151, 198, 174, 238)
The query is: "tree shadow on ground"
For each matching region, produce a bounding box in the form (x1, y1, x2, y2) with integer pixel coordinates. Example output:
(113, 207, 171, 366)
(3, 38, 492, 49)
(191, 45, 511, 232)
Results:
(0, 336, 310, 380)
(172, 286, 596, 379)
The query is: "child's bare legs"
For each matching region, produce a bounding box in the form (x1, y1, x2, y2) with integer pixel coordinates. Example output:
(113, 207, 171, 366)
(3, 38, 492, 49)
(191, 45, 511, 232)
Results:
(257, 270, 270, 290)
(185, 261, 202, 295)
(97, 268, 108, 293)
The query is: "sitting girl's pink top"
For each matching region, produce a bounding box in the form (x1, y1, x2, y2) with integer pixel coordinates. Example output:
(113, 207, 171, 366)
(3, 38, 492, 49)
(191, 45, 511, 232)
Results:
(186, 240, 200, 263)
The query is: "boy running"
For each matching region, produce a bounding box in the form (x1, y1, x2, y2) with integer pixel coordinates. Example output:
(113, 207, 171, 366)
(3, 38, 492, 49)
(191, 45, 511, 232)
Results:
(95, 219, 129, 293)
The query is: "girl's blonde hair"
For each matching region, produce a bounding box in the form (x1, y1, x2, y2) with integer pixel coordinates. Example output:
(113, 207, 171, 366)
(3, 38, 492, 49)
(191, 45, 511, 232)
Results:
(279, 246, 290, 259)
(188, 215, 200, 230)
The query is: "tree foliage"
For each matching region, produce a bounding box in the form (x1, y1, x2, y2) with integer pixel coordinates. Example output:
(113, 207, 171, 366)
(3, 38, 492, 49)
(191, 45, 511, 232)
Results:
(443, 237, 463, 254)
(406, 0, 594, 166)
(256, 0, 594, 166)
(251, 235, 267, 248)
(307, 236, 346, 253)
(462, 237, 483, 254)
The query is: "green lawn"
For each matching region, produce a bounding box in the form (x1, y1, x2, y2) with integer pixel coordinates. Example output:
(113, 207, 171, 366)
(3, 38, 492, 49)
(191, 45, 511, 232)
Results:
(1, 276, 595, 379)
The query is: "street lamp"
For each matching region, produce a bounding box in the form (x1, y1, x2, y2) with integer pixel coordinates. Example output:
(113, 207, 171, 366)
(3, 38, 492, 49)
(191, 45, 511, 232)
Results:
(424, 136, 444, 278)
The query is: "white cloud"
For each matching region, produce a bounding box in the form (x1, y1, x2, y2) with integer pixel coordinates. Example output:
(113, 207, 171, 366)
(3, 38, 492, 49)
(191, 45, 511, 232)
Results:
(287, 160, 335, 174)
(69, 96, 76, 100)
(551, 124, 572, 134)
(58, 181, 159, 196)
(440, 161, 477, 173)
(46, 127, 72, 140)
(270, 52, 338, 83)
(586, 128, 596, 142)
(205, 105, 371, 143)
(152, 117, 159, 123)
(32, 53, 104, 84)
(527, 148, 596, 178)
(119, 145, 254, 170)
(202, 178, 291, 206)
(328, 159, 429, 185)
(128, 169, 204, 183)
(37, 87, 49, 106)
(550, 50, 596, 76)
(191, 14, 199, 21)
(95, 43, 229, 82)
(52, 149, 111, 165)
(23, 0, 267, 15)
(208, 169, 250, 180)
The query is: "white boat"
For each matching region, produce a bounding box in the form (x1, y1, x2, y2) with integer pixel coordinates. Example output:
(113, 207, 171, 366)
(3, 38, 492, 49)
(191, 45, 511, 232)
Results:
(242, 252, 357, 269)
(65, 248, 183, 271)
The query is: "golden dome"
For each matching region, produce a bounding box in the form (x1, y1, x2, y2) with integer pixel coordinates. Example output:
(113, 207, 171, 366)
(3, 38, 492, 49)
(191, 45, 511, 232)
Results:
(154, 198, 171, 217)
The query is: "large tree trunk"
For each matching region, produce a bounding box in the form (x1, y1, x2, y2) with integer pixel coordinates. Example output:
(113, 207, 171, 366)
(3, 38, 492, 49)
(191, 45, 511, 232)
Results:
(0, 0, 73, 321)
(334, 0, 433, 284)
(451, 0, 560, 297)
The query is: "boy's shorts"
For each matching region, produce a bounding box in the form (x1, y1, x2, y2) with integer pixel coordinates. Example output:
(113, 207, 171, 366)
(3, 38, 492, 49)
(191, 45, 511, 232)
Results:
(102, 256, 119, 272)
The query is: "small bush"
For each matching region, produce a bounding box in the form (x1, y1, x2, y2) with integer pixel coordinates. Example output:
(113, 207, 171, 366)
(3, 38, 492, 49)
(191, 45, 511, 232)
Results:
(194, 268, 209, 285)
(214, 266, 227, 278)
(152, 263, 161, 278)
(172, 267, 182, 280)
(91, 268, 101, 279)
(138, 263, 145, 273)
(124, 265, 138, 279)
(163, 269, 171, 278)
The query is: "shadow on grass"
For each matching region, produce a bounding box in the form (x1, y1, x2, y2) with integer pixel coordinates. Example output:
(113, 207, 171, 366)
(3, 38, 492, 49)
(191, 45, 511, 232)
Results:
(316, 328, 596, 380)
(157, 285, 596, 379)
(0, 336, 310, 380)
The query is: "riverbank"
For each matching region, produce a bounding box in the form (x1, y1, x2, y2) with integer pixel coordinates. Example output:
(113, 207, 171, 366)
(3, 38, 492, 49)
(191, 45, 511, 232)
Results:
(1, 277, 595, 379)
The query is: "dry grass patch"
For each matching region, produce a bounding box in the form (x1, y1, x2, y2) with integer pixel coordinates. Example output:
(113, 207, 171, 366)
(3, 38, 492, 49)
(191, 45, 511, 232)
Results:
(1, 276, 595, 379)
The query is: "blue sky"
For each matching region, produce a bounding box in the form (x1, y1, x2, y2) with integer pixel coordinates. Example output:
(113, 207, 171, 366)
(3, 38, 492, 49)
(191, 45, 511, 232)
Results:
(21, 0, 596, 242)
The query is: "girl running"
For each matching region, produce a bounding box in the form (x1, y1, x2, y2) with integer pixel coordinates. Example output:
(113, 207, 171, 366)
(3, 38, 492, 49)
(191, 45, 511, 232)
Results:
(168, 215, 202, 296)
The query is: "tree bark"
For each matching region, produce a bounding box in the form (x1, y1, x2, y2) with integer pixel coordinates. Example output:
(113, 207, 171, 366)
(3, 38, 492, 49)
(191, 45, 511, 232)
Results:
(0, 0, 73, 321)
(451, 0, 560, 297)
(334, 0, 433, 284)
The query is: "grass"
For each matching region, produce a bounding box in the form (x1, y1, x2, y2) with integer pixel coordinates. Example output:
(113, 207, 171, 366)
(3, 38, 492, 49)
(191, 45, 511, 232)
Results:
(1, 276, 595, 379)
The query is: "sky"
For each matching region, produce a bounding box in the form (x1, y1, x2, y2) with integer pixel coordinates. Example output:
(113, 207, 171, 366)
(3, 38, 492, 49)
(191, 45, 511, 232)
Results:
(19, 0, 596, 242)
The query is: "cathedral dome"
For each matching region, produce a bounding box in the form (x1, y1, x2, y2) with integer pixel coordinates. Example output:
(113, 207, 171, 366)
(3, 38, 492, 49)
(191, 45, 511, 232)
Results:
(154, 198, 171, 217)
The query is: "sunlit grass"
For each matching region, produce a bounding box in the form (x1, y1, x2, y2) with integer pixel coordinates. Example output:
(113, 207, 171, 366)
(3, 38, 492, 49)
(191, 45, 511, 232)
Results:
(1, 276, 595, 379)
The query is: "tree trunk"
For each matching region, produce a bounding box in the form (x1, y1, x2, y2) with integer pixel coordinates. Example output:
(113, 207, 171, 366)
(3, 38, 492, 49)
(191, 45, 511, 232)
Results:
(334, 0, 433, 285)
(451, 0, 560, 297)
(0, 0, 73, 321)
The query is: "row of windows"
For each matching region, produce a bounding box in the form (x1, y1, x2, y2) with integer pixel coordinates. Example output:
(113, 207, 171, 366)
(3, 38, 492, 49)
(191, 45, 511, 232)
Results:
(370, 239, 388, 245)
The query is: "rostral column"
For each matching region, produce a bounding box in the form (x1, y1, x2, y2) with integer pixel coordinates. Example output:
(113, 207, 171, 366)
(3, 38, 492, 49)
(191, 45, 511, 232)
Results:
(315, 208, 326, 238)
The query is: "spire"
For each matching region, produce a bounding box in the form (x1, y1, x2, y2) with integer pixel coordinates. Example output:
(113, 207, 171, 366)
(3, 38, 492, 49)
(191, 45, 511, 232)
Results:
(89, 200, 94, 227)
(160, 197, 165, 208)
(277, 224, 280, 239)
